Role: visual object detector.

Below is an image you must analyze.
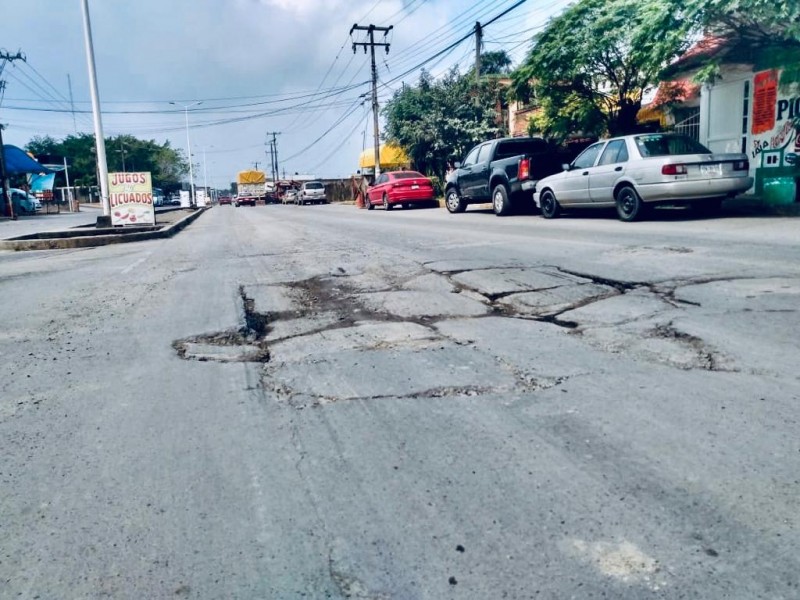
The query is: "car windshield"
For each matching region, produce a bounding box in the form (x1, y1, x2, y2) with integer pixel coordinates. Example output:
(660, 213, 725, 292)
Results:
(634, 134, 711, 157)
(392, 172, 425, 179)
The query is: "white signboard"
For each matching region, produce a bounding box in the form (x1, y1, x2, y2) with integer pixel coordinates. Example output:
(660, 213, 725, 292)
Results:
(108, 172, 155, 226)
(180, 190, 191, 207)
(196, 189, 208, 207)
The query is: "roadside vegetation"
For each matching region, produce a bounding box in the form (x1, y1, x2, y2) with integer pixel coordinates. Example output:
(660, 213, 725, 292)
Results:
(384, 0, 800, 177)
(24, 133, 188, 191)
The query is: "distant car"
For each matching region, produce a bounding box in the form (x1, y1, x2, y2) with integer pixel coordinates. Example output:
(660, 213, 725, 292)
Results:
(298, 181, 327, 205)
(282, 190, 299, 205)
(366, 170, 436, 211)
(218, 195, 232, 205)
(533, 133, 754, 221)
(9, 188, 40, 214)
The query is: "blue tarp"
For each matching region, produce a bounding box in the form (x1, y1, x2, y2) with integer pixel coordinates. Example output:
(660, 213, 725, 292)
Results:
(2, 145, 56, 175)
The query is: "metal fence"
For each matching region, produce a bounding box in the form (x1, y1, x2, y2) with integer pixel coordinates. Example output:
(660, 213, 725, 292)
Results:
(672, 109, 700, 142)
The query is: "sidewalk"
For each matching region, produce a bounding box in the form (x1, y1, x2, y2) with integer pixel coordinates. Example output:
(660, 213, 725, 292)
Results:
(0, 210, 96, 240)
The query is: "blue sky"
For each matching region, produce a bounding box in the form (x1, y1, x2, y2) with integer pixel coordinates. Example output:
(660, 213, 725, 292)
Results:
(0, 0, 571, 186)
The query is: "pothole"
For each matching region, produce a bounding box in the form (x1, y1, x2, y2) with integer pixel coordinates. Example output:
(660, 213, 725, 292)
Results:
(172, 286, 271, 363)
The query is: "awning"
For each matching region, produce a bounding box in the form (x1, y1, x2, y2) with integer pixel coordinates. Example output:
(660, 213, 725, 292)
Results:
(358, 144, 410, 169)
(2, 145, 57, 175)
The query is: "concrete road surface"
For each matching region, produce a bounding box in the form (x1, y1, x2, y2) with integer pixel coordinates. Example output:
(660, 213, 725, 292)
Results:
(1, 203, 799, 599)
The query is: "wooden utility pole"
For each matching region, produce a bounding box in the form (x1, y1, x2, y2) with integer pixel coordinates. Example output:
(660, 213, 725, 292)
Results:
(0, 50, 26, 219)
(350, 24, 392, 178)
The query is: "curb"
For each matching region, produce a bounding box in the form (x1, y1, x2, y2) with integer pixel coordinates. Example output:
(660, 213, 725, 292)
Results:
(0, 207, 209, 251)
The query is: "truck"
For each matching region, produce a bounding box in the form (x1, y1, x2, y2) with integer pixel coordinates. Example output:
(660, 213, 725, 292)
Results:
(444, 137, 566, 216)
(235, 170, 266, 206)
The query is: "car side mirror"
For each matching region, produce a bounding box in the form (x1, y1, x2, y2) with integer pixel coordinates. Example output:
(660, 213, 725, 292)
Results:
(562, 163, 572, 171)
(454, 162, 461, 169)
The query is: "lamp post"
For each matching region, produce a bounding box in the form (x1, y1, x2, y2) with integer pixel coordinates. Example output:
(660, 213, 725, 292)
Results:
(170, 100, 202, 207)
(198, 144, 212, 207)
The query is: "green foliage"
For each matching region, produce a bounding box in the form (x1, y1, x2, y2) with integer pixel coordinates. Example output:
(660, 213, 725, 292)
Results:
(512, 0, 690, 140)
(671, 0, 800, 86)
(25, 133, 188, 189)
(480, 50, 513, 75)
(382, 68, 507, 178)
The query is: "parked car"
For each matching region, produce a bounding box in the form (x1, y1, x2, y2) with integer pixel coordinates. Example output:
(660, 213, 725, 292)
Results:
(444, 137, 565, 216)
(298, 181, 327, 205)
(533, 133, 754, 221)
(282, 190, 299, 205)
(9, 188, 40, 214)
(218, 195, 232, 205)
(366, 171, 437, 211)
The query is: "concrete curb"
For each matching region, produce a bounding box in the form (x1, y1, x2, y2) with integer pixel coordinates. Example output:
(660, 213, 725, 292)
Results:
(0, 207, 209, 252)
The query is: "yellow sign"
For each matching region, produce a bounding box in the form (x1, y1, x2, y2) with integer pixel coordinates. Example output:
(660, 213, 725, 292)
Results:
(108, 172, 155, 226)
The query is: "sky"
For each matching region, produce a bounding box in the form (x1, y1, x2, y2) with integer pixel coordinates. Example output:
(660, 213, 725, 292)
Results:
(0, 0, 572, 187)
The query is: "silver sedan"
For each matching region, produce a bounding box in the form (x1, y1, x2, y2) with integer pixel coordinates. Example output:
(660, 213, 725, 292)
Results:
(533, 133, 754, 221)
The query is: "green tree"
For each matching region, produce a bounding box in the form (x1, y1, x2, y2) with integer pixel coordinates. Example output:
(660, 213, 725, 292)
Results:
(511, 0, 690, 140)
(25, 133, 187, 189)
(480, 50, 513, 75)
(676, 0, 800, 85)
(383, 68, 507, 178)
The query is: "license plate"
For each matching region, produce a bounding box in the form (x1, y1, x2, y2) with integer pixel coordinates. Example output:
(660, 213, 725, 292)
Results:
(700, 164, 722, 177)
(411, 184, 420, 189)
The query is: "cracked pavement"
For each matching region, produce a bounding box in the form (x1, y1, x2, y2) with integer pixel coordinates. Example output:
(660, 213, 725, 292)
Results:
(1, 204, 799, 598)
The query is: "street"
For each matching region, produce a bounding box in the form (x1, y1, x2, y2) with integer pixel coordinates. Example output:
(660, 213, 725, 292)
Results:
(1, 204, 799, 599)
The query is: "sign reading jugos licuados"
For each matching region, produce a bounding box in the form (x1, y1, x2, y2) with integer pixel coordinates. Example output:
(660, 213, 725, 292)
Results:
(108, 172, 155, 226)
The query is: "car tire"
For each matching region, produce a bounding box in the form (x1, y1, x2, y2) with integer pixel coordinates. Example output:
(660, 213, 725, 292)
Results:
(616, 185, 646, 222)
(234, 202, 240, 207)
(492, 184, 512, 216)
(539, 190, 560, 219)
(366, 196, 374, 210)
(383, 194, 393, 211)
(445, 188, 466, 213)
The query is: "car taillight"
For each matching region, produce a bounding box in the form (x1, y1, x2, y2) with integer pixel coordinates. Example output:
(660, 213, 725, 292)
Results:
(662, 164, 688, 175)
(519, 158, 531, 180)
(733, 160, 749, 171)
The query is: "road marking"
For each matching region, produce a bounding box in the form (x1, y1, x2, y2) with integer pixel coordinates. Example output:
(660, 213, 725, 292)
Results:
(120, 253, 151, 274)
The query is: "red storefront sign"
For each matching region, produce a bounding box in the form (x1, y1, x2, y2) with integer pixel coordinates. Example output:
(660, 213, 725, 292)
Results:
(752, 70, 779, 135)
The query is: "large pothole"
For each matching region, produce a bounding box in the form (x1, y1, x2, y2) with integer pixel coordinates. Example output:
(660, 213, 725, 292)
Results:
(172, 286, 271, 363)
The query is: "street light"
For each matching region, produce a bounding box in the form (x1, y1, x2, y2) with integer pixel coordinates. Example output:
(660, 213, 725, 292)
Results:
(170, 100, 202, 207)
(197, 144, 213, 207)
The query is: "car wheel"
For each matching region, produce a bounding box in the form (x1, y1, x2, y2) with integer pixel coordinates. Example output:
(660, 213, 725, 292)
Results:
(445, 188, 466, 213)
(539, 190, 560, 219)
(616, 185, 645, 222)
(234, 202, 239, 207)
(366, 196, 374, 210)
(383, 194, 393, 211)
(492, 184, 512, 216)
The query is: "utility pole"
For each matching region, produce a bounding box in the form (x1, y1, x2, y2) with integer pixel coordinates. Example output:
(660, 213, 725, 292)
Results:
(80, 0, 112, 222)
(0, 50, 26, 220)
(266, 142, 274, 182)
(351, 24, 392, 178)
(67, 73, 77, 133)
(266, 131, 280, 181)
(475, 21, 482, 88)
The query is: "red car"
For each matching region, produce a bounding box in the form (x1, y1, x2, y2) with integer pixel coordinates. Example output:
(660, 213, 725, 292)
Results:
(218, 195, 232, 205)
(366, 170, 437, 211)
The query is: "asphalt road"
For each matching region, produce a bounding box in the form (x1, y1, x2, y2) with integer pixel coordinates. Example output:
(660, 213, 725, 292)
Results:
(1, 203, 799, 599)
